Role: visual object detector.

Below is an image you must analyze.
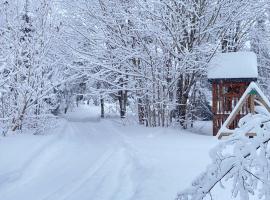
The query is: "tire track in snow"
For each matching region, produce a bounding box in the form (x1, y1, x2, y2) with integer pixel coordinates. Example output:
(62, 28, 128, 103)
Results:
(0, 121, 68, 195)
(104, 147, 140, 200)
(82, 123, 147, 200)
(42, 120, 144, 200)
(0, 120, 116, 200)
(61, 146, 136, 200)
(41, 147, 117, 200)
(38, 121, 119, 200)
(0, 117, 148, 200)
(105, 122, 151, 200)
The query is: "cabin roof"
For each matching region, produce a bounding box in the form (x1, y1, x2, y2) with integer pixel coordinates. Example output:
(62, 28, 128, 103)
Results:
(207, 52, 258, 81)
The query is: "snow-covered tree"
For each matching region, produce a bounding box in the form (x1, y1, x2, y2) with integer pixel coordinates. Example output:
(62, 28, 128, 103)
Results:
(250, 10, 270, 95)
(0, 0, 66, 134)
(61, 0, 269, 128)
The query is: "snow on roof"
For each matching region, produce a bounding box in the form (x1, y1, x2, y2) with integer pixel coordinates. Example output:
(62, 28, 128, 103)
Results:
(208, 52, 258, 80)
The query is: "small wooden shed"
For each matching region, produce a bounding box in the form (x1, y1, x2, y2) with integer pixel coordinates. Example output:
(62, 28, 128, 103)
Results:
(207, 52, 258, 136)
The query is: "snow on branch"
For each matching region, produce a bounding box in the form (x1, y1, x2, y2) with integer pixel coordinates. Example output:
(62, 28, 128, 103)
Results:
(177, 110, 270, 200)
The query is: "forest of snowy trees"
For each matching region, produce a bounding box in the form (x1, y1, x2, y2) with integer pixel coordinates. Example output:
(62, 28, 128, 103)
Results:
(0, 0, 270, 134)
(2, 1, 270, 200)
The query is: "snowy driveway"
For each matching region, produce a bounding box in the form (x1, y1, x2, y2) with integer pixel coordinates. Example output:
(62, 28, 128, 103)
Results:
(0, 106, 217, 200)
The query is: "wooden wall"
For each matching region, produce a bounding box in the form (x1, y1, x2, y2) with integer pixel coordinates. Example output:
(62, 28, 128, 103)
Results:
(212, 81, 251, 136)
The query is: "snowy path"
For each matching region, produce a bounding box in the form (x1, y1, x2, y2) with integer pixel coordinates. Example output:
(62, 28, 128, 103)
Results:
(0, 105, 218, 200)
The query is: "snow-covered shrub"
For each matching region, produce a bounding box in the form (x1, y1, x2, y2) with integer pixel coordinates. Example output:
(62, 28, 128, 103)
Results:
(177, 107, 270, 200)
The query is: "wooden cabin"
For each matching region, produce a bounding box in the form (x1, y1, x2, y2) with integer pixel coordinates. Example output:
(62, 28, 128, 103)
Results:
(207, 52, 258, 136)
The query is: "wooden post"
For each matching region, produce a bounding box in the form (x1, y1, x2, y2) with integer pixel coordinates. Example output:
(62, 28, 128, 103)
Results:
(213, 82, 217, 136)
(250, 94, 255, 114)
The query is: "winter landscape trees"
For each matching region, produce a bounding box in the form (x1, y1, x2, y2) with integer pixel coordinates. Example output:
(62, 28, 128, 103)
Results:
(1, 0, 270, 199)
(60, 0, 269, 129)
(1, 0, 269, 133)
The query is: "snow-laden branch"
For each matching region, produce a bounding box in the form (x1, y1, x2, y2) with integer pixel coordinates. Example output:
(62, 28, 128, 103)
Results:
(177, 110, 270, 200)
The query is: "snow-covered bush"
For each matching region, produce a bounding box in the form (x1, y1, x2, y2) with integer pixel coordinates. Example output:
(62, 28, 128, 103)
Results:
(177, 107, 270, 200)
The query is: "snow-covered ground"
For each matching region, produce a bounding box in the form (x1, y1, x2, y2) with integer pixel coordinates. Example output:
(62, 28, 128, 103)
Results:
(0, 105, 218, 200)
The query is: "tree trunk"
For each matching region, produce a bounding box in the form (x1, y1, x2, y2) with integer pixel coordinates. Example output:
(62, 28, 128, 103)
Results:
(138, 98, 144, 125)
(178, 96, 188, 128)
(100, 98, 105, 118)
(118, 90, 128, 118)
(12, 102, 27, 132)
(176, 78, 189, 129)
